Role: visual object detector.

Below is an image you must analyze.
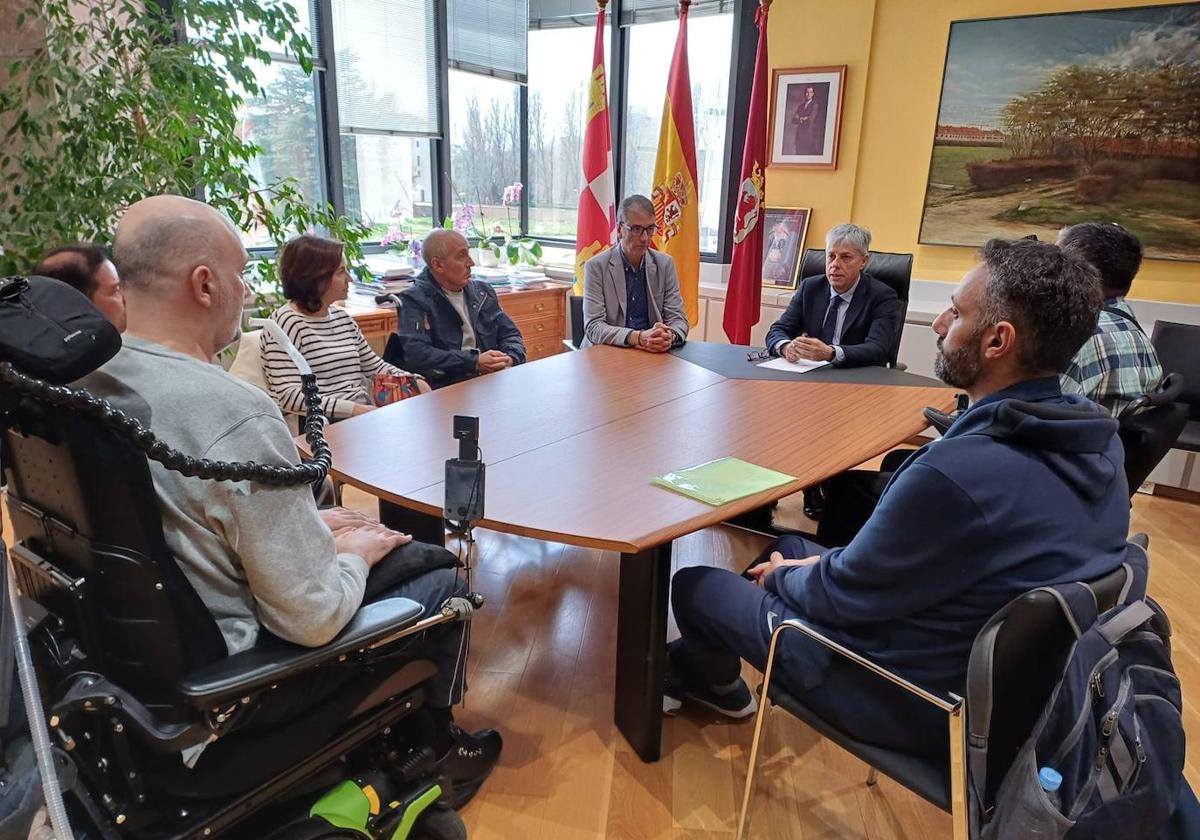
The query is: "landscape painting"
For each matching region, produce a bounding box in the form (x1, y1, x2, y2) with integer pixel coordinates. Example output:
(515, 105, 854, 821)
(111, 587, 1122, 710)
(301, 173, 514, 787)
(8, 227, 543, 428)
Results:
(919, 3, 1200, 261)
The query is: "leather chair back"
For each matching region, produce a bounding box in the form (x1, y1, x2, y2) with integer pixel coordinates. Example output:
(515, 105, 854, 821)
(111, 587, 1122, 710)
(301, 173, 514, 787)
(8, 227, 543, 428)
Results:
(799, 248, 913, 365)
(975, 564, 1128, 806)
(1118, 373, 1188, 493)
(1, 392, 228, 719)
(1151, 321, 1200, 420)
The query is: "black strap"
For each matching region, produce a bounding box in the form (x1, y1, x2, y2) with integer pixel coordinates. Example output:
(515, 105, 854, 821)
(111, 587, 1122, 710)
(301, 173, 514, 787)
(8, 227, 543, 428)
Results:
(1104, 305, 1143, 332)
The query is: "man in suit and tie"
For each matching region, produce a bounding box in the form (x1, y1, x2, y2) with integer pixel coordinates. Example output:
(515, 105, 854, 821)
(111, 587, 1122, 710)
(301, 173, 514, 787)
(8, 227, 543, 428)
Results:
(582, 194, 689, 351)
(765, 223, 900, 368)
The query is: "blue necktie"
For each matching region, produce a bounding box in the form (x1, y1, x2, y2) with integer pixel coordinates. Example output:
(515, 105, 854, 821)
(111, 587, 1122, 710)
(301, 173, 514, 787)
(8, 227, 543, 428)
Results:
(820, 296, 844, 345)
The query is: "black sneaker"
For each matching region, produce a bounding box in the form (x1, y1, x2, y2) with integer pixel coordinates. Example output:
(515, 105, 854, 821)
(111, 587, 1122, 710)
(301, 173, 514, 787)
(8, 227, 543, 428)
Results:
(663, 641, 758, 720)
(802, 485, 825, 520)
(442, 725, 502, 809)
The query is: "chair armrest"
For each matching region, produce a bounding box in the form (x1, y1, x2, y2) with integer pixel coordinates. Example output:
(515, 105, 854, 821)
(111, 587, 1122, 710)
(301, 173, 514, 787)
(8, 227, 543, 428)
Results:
(774, 619, 962, 713)
(178, 596, 425, 708)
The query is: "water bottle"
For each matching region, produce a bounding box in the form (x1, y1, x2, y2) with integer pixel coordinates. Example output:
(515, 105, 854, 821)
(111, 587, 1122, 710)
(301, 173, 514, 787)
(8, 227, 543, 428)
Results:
(1039, 766, 1063, 812)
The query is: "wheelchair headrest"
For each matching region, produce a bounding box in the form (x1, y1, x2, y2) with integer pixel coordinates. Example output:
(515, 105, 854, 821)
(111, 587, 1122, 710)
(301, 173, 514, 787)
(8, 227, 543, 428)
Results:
(0, 275, 121, 383)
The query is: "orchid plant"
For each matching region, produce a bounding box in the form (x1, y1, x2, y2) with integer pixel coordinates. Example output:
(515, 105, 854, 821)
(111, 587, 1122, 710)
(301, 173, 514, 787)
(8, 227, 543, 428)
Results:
(440, 183, 543, 267)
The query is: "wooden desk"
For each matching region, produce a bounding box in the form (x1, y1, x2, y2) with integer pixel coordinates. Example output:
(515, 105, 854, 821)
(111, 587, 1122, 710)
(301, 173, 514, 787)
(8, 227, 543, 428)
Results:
(341, 283, 571, 362)
(310, 345, 956, 763)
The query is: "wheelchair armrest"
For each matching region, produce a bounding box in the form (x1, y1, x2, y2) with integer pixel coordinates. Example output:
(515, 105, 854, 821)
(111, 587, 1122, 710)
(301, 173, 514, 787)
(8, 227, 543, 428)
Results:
(773, 619, 962, 713)
(178, 596, 426, 709)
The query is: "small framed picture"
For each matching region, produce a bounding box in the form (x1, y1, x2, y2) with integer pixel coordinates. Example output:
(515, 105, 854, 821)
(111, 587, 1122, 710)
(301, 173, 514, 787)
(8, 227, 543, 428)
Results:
(761, 207, 811, 290)
(769, 66, 847, 169)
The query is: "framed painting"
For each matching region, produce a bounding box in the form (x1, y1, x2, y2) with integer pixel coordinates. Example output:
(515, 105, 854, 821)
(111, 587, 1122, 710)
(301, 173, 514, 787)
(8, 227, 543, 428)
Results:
(919, 3, 1200, 261)
(761, 207, 812, 290)
(768, 66, 847, 170)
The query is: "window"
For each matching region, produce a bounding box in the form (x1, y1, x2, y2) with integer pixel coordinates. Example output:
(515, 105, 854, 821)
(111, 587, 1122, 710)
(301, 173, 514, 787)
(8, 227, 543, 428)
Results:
(623, 13, 733, 254)
(525, 25, 611, 240)
(448, 70, 521, 221)
(341, 135, 435, 239)
(233, 58, 326, 248)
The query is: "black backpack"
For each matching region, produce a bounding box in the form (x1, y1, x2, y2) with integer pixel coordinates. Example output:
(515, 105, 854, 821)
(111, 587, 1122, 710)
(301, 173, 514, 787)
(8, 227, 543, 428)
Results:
(969, 544, 1185, 839)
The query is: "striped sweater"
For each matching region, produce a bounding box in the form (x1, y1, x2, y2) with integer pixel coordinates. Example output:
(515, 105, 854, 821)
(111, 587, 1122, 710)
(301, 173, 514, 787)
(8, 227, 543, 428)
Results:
(261, 304, 414, 420)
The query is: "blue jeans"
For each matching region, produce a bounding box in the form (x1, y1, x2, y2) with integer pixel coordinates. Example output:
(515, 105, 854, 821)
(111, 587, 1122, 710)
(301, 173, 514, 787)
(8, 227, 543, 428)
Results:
(670, 535, 948, 758)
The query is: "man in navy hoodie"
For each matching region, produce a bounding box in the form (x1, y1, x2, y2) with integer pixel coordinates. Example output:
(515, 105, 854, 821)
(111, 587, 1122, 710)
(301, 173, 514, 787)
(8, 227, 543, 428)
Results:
(665, 238, 1132, 757)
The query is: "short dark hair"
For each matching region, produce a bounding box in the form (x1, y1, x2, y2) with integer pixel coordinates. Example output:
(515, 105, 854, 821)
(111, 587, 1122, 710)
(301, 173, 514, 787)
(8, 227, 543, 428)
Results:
(978, 238, 1103, 375)
(279, 235, 344, 314)
(1057, 222, 1143, 296)
(34, 243, 109, 297)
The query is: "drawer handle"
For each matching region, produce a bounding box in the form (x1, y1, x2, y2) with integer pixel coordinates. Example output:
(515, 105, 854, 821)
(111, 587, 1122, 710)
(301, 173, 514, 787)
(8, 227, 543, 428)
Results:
(535, 303, 545, 312)
(535, 322, 545, 332)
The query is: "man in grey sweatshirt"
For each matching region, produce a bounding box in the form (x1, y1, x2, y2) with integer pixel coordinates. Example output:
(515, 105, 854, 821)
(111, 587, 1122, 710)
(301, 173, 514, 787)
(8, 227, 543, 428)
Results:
(82, 195, 500, 807)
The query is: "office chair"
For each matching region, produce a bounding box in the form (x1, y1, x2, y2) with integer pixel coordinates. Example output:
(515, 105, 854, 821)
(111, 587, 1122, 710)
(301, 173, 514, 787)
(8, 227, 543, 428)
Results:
(1118, 373, 1188, 493)
(564, 294, 585, 351)
(0, 375, 470, 839)
(798, 248, 913, 368)
(736, 553, 1136, 840)
(1150, 322, 1200, 454)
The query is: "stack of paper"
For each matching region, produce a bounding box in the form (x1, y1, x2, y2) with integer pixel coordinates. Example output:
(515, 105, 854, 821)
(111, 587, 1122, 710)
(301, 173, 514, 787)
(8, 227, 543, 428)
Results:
(652, 457, 796, 506)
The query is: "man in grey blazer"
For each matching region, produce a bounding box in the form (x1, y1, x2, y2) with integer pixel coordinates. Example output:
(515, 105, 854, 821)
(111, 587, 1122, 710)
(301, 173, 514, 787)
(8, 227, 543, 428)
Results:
(582, 194, 689, 350)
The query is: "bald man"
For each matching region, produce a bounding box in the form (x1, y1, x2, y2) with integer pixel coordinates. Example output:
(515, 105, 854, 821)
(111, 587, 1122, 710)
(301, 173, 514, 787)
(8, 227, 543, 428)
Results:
(396, 229, 526, 389)
(34, 243, 127, 331)
(80, 196, 501, 806)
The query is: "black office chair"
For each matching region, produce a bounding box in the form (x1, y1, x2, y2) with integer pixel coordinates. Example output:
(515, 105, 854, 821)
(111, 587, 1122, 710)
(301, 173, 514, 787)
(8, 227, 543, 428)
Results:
(798, 248, 913, 367)
(736, 553, 1135, 840)
(1118, 373, 1188, 494)
(1150, 321, 1200, 454)
(0, 387, 466, 838)
(564, 294, 585, 351)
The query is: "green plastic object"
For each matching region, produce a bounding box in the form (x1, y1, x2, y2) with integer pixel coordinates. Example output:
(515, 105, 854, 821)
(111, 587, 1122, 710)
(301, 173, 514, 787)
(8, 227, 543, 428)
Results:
(389, 784, 442, 839)
(309, 781, 373, 838)
(652, 457, 797, 506)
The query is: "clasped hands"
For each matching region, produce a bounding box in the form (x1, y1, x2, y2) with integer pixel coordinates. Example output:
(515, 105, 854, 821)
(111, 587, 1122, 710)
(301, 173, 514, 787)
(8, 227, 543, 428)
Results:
(320, 506, 412, 568)
(745, 550, 820, 589)
(782, 335, 835, 363)
(630, 322, 675, 353)
(476, 349, 515, 374)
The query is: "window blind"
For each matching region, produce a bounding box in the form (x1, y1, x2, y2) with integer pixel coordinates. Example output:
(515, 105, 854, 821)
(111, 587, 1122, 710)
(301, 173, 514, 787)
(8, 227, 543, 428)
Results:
(447, 0, 529, 82)
(331, 0, 440, 136)
(618, 0, 734, 26)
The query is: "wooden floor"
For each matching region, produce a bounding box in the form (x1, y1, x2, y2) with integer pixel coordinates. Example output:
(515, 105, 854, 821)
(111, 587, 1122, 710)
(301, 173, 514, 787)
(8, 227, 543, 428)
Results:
(341, 486, 1200, 840)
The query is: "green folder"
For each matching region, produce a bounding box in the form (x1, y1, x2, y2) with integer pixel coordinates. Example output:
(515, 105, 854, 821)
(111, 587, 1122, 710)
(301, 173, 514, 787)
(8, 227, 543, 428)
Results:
(652, 457, 797, 506)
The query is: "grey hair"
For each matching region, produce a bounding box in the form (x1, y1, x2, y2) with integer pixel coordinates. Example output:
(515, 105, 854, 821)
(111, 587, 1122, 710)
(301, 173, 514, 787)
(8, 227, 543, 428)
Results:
(825, 223, 871, 255)
(114, 216, 219, 291)
(422, 228, 464, 263)
(618, 194, 655, 223)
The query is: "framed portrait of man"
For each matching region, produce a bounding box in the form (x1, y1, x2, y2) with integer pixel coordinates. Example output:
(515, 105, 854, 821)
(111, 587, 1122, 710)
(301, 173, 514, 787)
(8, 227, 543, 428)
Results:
(761, 207, 811, 290)
(768, 66, 847, 169)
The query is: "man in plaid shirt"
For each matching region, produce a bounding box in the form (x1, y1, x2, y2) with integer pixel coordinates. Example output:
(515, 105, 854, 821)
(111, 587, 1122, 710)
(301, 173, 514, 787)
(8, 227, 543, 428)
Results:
(1058, 223, 1162, 416)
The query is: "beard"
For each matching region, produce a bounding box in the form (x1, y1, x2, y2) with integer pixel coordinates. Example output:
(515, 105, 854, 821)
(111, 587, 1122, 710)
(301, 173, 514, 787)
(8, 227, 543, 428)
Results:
(934, 334, 982, 389)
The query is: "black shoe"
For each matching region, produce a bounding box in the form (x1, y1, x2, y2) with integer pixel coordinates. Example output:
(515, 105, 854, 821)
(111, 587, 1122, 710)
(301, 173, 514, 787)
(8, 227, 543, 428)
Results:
(442, 725, 502, 809)
(802, 486, 825, 520)
(923, 406, 960, 436)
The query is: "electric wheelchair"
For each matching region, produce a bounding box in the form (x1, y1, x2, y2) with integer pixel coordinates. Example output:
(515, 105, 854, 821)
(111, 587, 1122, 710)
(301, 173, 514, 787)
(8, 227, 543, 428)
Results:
(0, 275, 478, 839)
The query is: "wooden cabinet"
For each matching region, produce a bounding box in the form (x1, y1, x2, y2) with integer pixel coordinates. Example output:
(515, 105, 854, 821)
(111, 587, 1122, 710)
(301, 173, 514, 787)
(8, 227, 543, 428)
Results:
(343, 283, 570, 362)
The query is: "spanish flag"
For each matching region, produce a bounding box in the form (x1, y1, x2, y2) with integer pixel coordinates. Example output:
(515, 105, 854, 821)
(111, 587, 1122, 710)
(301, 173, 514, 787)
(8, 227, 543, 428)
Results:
(651, 1, 699, 326)
(573, 1, 617, 293)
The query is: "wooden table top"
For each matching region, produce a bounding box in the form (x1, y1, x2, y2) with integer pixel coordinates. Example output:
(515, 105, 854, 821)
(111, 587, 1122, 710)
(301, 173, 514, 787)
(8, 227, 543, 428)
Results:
(309, 345, 955, 553)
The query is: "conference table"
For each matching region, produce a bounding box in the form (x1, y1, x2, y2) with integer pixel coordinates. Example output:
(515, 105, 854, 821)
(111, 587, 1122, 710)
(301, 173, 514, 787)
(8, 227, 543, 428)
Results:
(312, 341, 956, 763)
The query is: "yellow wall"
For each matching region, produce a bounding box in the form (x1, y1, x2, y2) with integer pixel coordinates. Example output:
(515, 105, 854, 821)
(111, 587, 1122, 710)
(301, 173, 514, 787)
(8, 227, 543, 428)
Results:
(766, 0, 1200, 304)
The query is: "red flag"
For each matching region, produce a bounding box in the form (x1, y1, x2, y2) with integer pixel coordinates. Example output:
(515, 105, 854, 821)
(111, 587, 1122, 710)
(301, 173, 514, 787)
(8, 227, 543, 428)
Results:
(573, 1, 617, 292)
(722, 1, 770, 345)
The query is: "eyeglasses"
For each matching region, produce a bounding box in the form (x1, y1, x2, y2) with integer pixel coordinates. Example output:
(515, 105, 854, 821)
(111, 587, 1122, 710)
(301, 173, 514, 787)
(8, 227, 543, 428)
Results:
(622, 223, 657, 238)
(745, 349, 771, 362)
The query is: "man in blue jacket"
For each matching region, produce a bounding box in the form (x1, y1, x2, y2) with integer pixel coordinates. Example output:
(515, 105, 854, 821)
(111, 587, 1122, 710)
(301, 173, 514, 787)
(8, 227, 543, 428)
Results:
(764, 223, 900, 368)
(666, 238, 1131, 757)
(396, 229, 526, 389)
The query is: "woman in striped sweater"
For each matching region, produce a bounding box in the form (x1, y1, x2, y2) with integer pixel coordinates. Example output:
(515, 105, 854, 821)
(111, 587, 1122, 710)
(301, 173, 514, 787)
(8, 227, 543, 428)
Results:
(261, 235, 427, 420)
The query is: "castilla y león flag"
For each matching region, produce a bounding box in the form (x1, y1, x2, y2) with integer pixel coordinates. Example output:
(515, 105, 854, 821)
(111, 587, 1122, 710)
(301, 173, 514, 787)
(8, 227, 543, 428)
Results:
(651, 1, 699, 326)
(722, 0, 771, 344)
(573, 0, 617, 293)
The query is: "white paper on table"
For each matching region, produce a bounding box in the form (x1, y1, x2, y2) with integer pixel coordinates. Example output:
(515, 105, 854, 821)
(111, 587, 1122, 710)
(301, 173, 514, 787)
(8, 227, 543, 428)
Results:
(755, 356, 830, 374)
